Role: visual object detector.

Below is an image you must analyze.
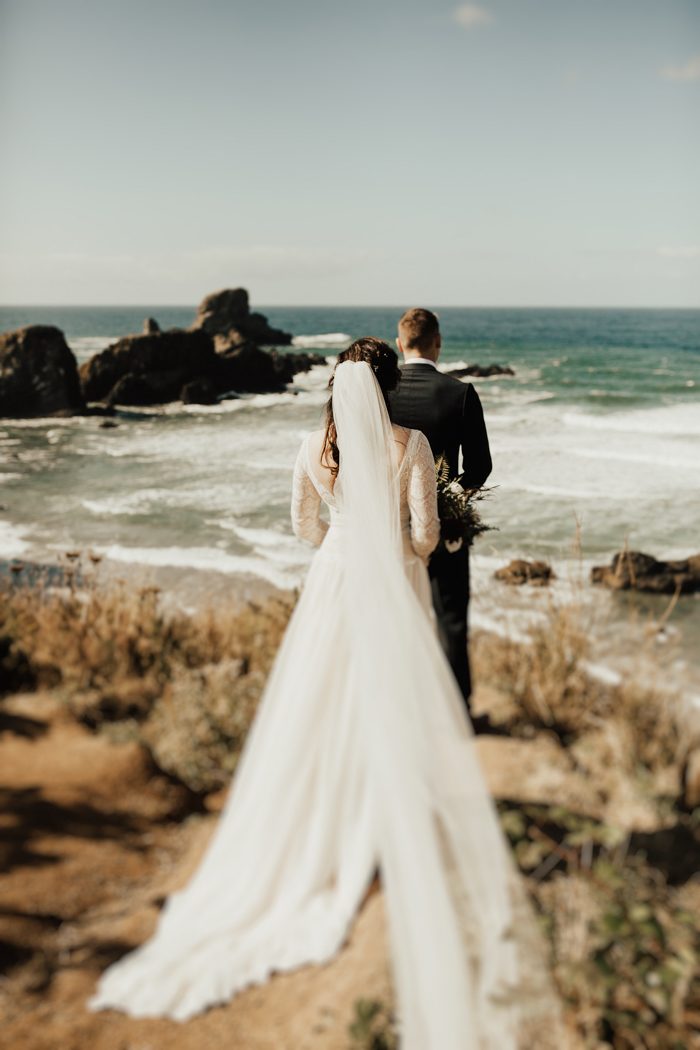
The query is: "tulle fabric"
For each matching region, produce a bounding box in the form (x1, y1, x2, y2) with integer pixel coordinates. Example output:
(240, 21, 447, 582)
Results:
(88, 362, 559, 1046)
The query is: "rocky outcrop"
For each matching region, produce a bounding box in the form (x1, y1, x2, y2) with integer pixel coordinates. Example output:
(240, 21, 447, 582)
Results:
(0, 326, 85, 418)
(591, 550, 700, 595)
(191, 287, 292, 348)
(494, 559, 555, 586)
(79, 328, 216, 405)
(77, 289, 323, 406)
(449, 363, 515, 378)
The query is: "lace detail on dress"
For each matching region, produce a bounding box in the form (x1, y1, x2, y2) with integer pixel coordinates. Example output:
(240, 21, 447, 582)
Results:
(291, 437, 329, 547)
(406, 431, 441, 561)
(291, 428, 439, 560)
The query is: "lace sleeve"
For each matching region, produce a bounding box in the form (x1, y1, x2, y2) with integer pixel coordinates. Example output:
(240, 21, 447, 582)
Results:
(291, 437, 329, 547)
(407, 431, 441, 561)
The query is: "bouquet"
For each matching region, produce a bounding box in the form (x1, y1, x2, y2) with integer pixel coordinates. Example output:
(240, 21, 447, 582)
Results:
(434, 454, 495, 554)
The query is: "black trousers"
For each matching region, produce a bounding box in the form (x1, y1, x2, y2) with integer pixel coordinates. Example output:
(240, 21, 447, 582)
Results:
(428, 545, 471, 707)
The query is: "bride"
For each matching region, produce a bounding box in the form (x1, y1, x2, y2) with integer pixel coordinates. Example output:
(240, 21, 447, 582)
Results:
(88, 338, 521, 1048)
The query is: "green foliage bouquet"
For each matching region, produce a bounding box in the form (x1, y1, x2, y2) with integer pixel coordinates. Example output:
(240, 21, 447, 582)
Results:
(435, 454, 495, 553)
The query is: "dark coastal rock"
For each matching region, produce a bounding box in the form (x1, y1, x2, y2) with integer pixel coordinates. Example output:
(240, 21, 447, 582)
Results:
(191, 287, 292, 347)
(495, 559, 555, 586)
(591, 550, 700, 595)
(450, 363, 515, 378)
(74, 289, 322, 407)
(106, 373, 165, 407)
(80, 329, 216, 404)
(0, 326, 85, 418)
(181, 377, 218, 405)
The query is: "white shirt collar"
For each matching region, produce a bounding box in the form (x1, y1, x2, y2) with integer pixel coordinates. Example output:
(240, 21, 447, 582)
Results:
(402, 357, 438, 369)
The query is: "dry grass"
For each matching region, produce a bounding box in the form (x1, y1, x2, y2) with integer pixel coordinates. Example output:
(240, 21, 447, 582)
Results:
(472, 601, 683, 786)
(0, 558, 294, 790)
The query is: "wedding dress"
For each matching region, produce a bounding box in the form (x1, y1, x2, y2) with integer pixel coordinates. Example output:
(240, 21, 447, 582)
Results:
(88, 362, 542, 1048)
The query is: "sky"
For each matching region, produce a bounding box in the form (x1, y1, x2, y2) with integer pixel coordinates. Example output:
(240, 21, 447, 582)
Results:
(0, 0, 698, 306)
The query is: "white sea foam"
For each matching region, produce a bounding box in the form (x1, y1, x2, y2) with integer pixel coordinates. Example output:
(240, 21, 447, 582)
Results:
(563, 402, 700, 437)
(0, 520, 31, 558)
(216, 521, 312, 568)
(292, 333, 350, 349)
(92, 543, 302, 590)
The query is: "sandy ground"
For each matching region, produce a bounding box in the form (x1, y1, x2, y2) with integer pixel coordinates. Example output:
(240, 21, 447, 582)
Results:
(0, 691, 392, 1050)
(0, 686, 580, 1050)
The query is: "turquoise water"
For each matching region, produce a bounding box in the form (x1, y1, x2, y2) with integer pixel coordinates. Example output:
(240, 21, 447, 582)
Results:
(1, 305, 699, 694)
(2, 305, 699, 410)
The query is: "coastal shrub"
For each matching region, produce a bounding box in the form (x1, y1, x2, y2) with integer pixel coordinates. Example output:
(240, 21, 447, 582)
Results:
(348, 998, 398, 1050)
(0, 560, 295, 790)
(472, 604, 682, 781)
(499, 802, 700, 1048)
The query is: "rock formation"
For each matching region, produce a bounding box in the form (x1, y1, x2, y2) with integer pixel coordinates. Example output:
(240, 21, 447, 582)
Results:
(190, 287, 292, 348)
(77, 289, 322, 406)
(494, 559, 555, 586)
(0, 326, 86, 418)
(79, 328, 216, 405)
(449, 363, 515, 378)
(1, 291, 322, 413)
(591, 550, 700, 595)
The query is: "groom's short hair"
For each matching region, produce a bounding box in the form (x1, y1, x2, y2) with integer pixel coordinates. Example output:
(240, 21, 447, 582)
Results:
(398, 308, 440, 352)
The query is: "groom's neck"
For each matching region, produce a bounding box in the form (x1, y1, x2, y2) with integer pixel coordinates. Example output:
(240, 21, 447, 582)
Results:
(403, 349, 439, 364)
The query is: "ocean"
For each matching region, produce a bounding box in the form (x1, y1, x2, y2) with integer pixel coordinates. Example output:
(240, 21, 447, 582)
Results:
(1, 305, 699, 698)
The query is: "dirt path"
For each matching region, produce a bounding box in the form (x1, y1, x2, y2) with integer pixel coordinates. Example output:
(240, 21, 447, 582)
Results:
(0, 693, 391, 1050)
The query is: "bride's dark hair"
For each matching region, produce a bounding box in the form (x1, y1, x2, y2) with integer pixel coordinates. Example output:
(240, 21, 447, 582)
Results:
(323, 337, 400, 476)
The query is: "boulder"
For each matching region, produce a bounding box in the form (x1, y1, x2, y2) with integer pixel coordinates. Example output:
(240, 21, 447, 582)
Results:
(142, 317, 160, 334)
(213, 343, 292, 394)
(80, 328, 216, 404)
(0, 326, 85, 418)
(106, 373, 164, 407)
(190, 287, 292, 347)
(450, 363, 515, 378)
(181, 377, 218, 405)
(591, 550, 700, 595)
(495, 559, 555, 586)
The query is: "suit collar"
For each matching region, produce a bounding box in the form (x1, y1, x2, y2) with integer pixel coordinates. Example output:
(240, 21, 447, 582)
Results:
(401, 358, 438, 370)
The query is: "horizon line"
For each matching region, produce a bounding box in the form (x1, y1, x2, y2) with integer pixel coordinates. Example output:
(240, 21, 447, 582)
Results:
(2, 303, 700, 312)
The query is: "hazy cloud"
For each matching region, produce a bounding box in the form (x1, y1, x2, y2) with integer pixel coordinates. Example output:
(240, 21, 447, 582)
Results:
(657, 244, 700, 259)
(452, 4, 493, 30)
(660, 53, 700, 81)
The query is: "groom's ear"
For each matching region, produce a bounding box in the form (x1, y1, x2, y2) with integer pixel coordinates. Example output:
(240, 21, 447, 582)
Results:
(395, 337, 404, 356)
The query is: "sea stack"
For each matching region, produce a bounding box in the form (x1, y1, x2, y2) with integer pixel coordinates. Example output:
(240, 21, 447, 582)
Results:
(0, 325, 86, 418)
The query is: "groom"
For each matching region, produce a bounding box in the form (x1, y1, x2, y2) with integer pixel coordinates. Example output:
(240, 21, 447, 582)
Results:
(388, 308, 492, 725)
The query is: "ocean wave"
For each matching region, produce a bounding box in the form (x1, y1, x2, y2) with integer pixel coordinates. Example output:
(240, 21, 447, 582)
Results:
(214, 521, 312, 568)
(292, 333, 350, 349)
(563, 402, 700, 437)
(571, 447, 700, 471)
(92, 542, 302, 590)
(0, 520, 31, 558)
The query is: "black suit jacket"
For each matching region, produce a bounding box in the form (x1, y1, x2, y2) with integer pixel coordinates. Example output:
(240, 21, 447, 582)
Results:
(388, 363, 492, 489)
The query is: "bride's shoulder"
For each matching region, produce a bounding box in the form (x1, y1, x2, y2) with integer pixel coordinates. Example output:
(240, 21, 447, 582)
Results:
(393, 425, 426, 449)
(305, 429, 326, 450)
